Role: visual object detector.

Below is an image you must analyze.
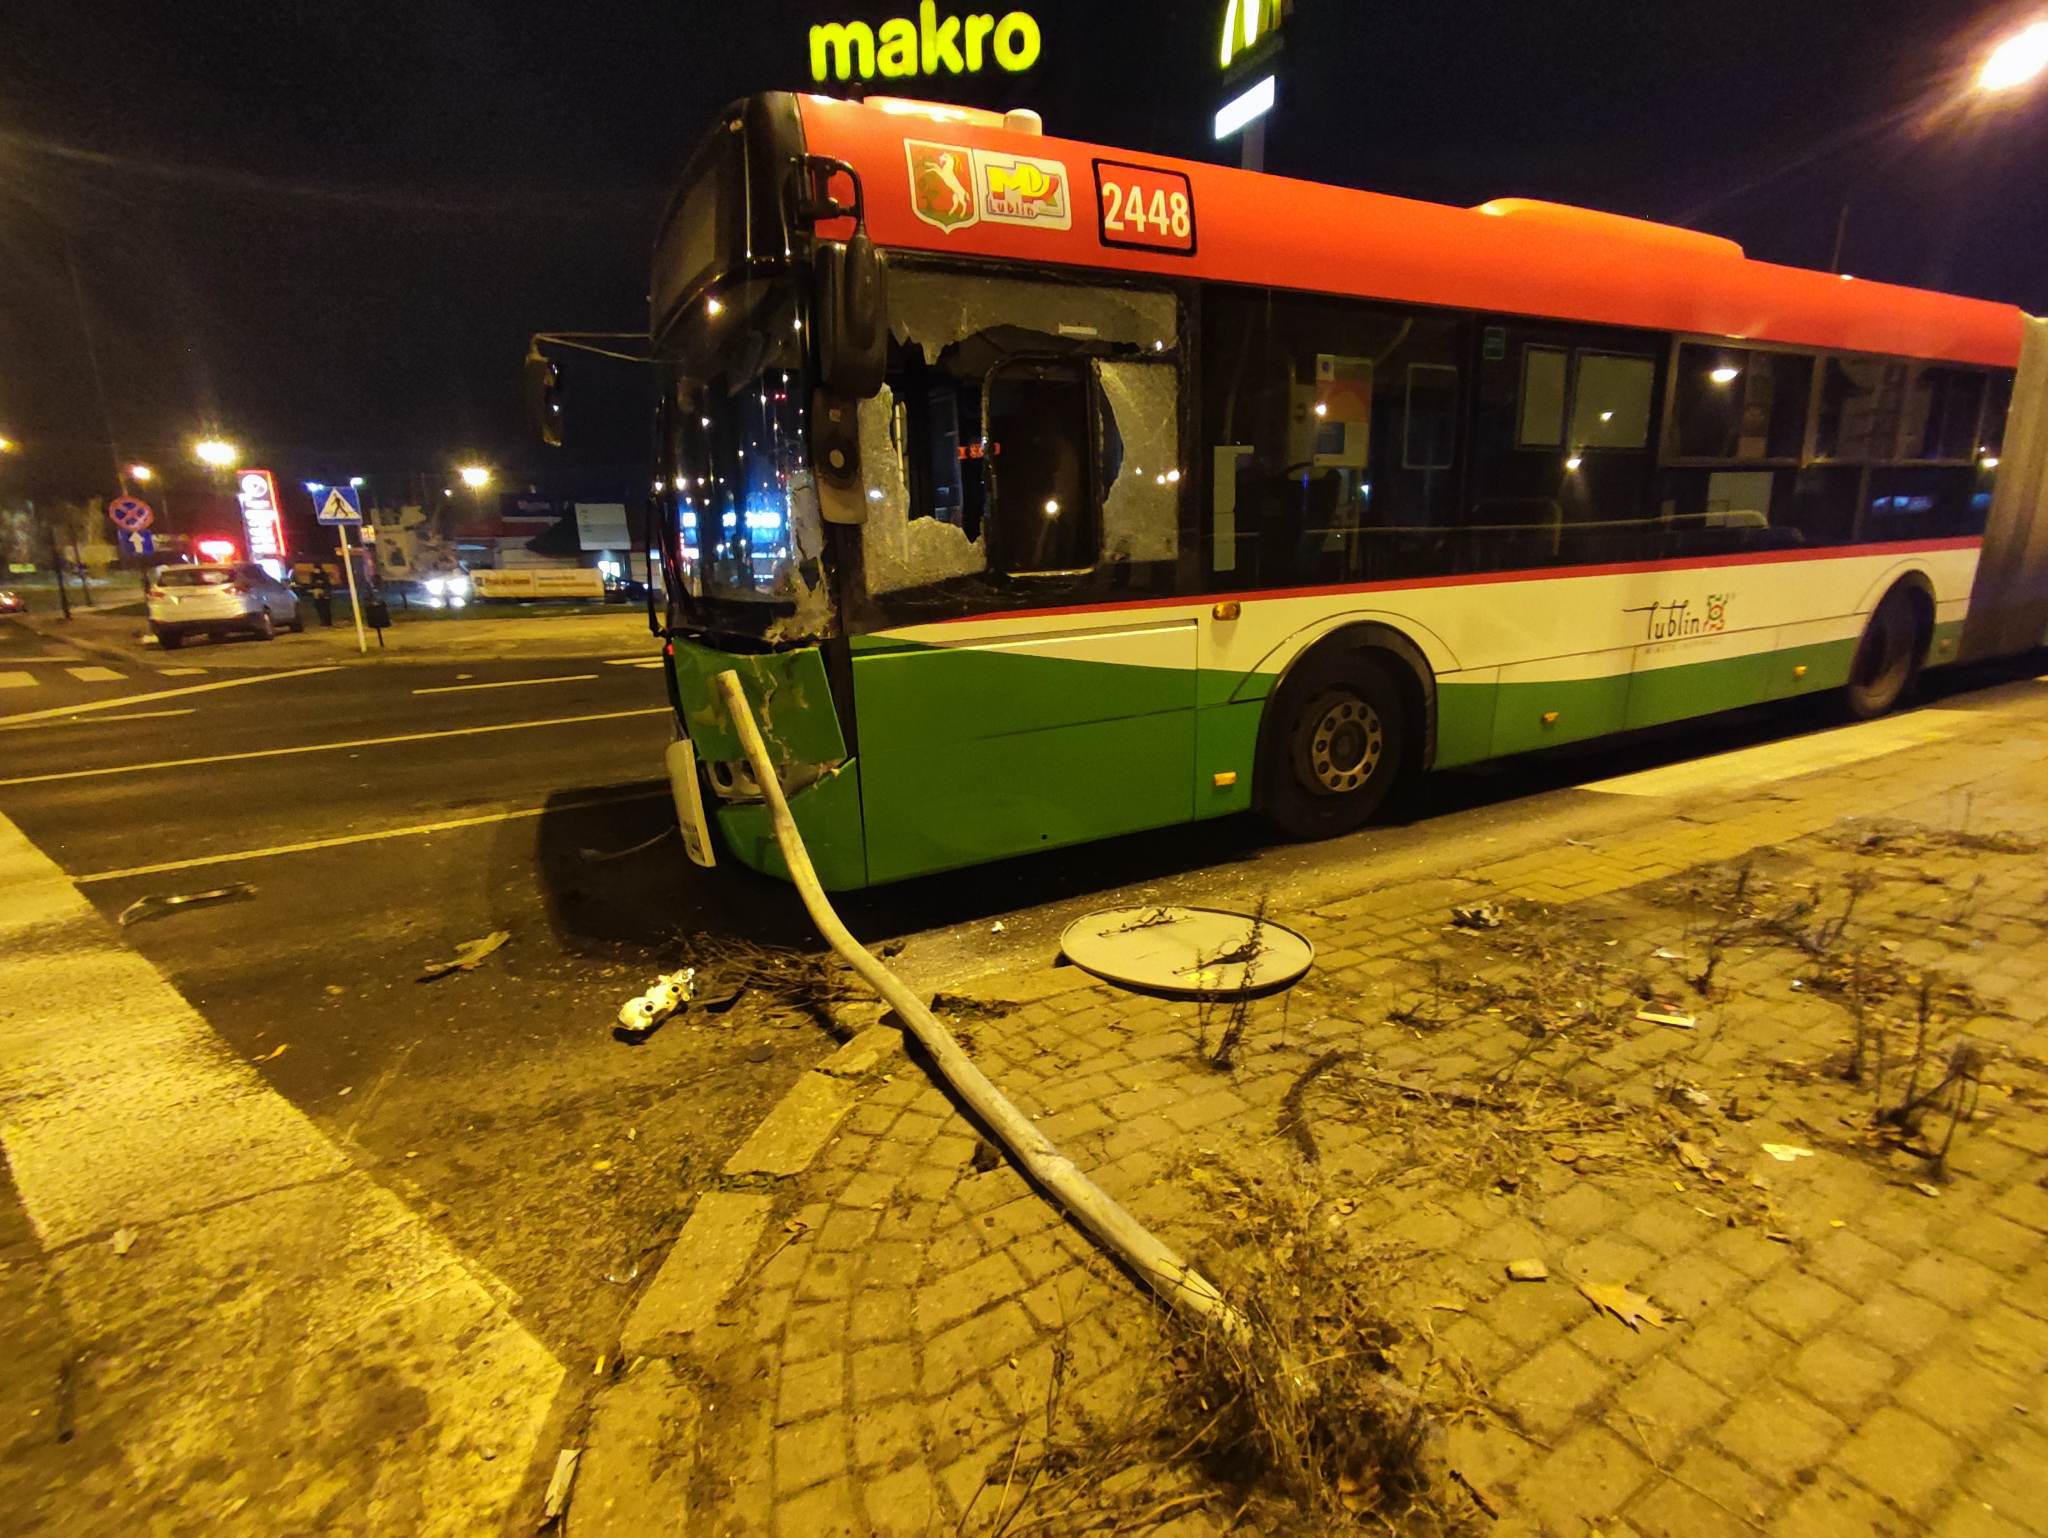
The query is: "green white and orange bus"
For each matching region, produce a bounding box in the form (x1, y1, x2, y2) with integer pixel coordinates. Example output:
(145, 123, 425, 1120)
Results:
(621, 91, 2045, 890)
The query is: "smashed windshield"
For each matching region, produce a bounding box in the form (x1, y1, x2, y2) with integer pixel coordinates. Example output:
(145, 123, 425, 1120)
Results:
(660, 280, 830, 638)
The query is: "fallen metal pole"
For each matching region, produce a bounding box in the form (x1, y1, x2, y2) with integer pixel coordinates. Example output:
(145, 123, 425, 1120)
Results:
(713, 670, 1246, 1340)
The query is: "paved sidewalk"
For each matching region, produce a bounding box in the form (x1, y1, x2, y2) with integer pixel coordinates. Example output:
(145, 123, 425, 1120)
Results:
(578, 686, 2048, 1538)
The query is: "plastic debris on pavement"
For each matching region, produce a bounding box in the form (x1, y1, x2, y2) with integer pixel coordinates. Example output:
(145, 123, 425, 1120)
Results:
(1761, 1143, 1815, 1162)
(417, 930, 510, 982)
(541, 1448, 580, 1522)
(1450, 902, 1507, 931)
(615, 968, 697, 1039)
(1635, 1005, 1697, 1030)
(117, 884, 257, 927)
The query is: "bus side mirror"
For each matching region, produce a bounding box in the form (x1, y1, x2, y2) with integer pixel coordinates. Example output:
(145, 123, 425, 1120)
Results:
(524, 346, 563, 447)
(813, 234, 886, 400)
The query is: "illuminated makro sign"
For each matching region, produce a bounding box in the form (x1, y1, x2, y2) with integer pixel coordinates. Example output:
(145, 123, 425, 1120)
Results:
(1220, 0, 1286, 69)
(810, 4, 1041, 82)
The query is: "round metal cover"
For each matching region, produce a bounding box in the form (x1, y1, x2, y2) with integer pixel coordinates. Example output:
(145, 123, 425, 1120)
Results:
(1059, 906, 1315, 998)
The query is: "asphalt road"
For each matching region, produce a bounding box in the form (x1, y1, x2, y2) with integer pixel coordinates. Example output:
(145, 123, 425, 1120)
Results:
(5, 607, 2044, 1532)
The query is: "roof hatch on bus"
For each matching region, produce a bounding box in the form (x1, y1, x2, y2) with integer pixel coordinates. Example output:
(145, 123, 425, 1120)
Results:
(1473, 199, 1745, 261)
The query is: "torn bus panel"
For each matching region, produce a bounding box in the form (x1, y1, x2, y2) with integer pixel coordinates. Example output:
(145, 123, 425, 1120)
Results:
(888, 271, 1178, 362)
(860, 384, 990, 593)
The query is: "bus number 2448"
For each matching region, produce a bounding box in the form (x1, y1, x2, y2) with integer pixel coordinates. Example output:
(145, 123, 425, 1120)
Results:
(1093, 162, 1196, 254)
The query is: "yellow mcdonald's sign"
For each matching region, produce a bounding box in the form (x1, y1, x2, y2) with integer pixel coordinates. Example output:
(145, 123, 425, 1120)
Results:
(1220, 0, 1286, 69)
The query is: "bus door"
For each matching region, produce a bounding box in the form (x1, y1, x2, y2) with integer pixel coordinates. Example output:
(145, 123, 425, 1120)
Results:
(847, 271, 1193, 883)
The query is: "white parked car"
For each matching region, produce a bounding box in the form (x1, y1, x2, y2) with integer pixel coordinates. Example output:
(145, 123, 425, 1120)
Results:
(148, 563, 303, 649)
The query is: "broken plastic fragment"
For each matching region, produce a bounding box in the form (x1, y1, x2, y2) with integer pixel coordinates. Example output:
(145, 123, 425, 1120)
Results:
(417, 930, 510, 982)
(117, 883, 256, 927)
(616, 968, 698, 1038)
(1760, 1143, 1815, 1162)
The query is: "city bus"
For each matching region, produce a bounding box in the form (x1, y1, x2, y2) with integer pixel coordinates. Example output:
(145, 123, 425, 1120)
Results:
(627, 91, 2044, 891)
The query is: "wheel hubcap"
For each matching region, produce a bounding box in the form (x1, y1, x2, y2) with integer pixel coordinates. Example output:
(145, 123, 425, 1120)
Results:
(1304, 697, 1383, 793)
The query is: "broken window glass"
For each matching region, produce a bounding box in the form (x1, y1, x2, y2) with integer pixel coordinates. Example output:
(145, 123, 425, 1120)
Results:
(861, 267, 1182, 596)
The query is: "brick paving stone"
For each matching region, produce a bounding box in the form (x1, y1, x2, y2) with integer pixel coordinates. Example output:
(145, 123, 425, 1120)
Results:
(1744, 1267, 1856, 1341)
(1608, 1355, 1730, 1465)
(773, 1474, 862, 1537)
(1840, 1282, 1956, 1354)
(1626, 1445, 1777, 1538)
(849, 1287, 914, 1345)
(862, 1461, 943, 1536)
(1930, 1498, 2037, 1538)
(1496, 1337, 1612, 1440)
(772, 1411, 850, 1496)
(1640, 1248, 1747, 1320)
(849, 1341, 918, 1411)
(776, 1355, 846, 1425)
(1896, 1249, 2007, 1313)
(1710, 1384, 1846, 1485)
(850, 1398, 926, 1473)
(1769, 1466, 1913, 1538)
(1804, 1226, 1902, 1294)
(1509, 1425, 1653, 1536)
(782, 1302, 849, 1362)
(1783, 1331, 1900, 1418)
(1833, 1406, 1965, 1518)
(921, 1302, 1038, 1396)
(1669, 1303, 1795, 1397)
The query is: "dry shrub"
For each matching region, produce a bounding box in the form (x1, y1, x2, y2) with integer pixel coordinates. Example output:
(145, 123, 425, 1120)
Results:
(996, 1165, 1476, 1537)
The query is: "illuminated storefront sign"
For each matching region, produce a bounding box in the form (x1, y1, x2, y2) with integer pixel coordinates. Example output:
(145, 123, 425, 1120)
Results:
(235, 468, 288, 565)
(1220, 0, 1286, 68)
(810, 4, 1041, 82)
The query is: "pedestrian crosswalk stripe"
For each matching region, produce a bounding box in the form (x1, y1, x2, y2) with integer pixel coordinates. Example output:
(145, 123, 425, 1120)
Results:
(0, 672, 35, 690)
(65, 665, 123, 682)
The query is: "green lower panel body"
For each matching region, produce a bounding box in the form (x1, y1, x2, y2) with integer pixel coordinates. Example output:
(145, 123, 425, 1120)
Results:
(1195, 699, 1262, 818)
(715, 761, 869, 891)
(1488, 672, 1634, 758)
(861, 711, 1195, 883)
(669, 640, 845, 770)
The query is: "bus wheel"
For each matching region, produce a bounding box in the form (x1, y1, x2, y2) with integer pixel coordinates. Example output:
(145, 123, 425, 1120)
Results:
(1259, 652, 1408, 840)
(1844, 586, 1925, 720)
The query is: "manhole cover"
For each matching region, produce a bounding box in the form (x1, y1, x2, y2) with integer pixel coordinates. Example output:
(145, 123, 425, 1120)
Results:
(1059, 906, 1315, 997)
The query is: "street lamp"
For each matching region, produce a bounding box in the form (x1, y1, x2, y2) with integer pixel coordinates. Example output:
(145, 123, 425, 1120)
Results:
(0, 436, 16, 455)
(459, 464, 491, 489)
(129, 463, 155, 483)
(193, 438, 238, 468)
(1979, 20, 2048, 93)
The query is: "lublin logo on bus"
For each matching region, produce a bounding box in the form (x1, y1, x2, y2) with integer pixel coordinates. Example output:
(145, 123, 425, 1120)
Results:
(810, 4, 1041, 82)
(1624, 593, 1734, 642)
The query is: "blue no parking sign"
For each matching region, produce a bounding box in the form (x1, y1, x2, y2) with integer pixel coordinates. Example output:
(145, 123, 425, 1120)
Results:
(107, 496, 154, 532)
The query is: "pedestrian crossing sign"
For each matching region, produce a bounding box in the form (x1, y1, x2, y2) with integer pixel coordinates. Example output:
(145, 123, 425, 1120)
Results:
(316, 486, 363, 525)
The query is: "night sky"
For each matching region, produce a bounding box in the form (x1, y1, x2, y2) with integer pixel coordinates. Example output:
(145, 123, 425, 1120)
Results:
(1, 0, 2041, 507)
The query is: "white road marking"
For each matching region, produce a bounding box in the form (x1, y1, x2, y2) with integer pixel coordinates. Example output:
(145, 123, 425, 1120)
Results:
(0, 671, 34, 690)
(0, 813, 561, 1532)
(65, 664, 123, 682)
(0, 663, 338, 728)
(0, 705, 668, 788)
(1583, 709, 1971, 799)
(412, 672, 599, 696)
(156, 665, 208, 676)
(77, 787, 669, 883)
(0, 707, 197, 732)
(605, 656, 665, 668)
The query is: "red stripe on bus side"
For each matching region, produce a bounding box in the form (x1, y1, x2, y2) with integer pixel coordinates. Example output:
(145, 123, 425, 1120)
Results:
(925, 537, 1984, 629)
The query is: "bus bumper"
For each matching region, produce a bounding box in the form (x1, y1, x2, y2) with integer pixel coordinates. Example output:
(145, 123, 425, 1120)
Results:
(713, 760, 870, 892)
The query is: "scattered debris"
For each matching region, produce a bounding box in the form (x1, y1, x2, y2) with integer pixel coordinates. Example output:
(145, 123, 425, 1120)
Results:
(990, 921, 1005, 934)
(417, 930, 510, 982)
(250, 1044, 289, 1064)
(117, 883, 256, 927)
(1280, 1048, 1351, 1162)
(1506, 1258, 1549, 1282)
(1760, 1143, 1815, 1163)
(1652, 947, 1689, 962)
(1635, 1006, 1697, 1030)
(1450, 902, 1506, 931)
(615, 968, 697, 1039)
(970, 1140, 1003, 1174)
(1674, 1141, 1716, 1176)
(1913, 1182, 1943, 1199)
(928, 991, 1014, 1023)
(577, 826, 675, 862)
(1578, 1280, 1668, 1332)
(110, 1227, 138, 1257)
(744, 1043, 773, 1064)
(540, 1447, 580, 1524)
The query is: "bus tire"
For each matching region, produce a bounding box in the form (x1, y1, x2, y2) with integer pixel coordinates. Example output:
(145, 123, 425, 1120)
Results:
(1844, 585, 1927, 720)
(1258, 650, 1409, 840)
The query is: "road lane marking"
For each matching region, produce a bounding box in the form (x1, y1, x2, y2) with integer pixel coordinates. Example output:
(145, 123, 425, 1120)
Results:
(0, 671, 33, 689)
(65, 664, 124, 682)
(0, 663, 338, 728)
(156, 665, 208, 676)
(76, 787, 670, 882)
(0, 707, 198, 732)
(606, 656, 665, 668)
(0, 705, 669, 787)
(0, 813, 562, 1530)
(1582, 709, 1971, 799)
(412, 672, 599, 696)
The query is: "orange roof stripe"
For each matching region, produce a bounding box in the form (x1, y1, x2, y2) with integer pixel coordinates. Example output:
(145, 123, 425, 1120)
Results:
(796, 95, 2024, 370)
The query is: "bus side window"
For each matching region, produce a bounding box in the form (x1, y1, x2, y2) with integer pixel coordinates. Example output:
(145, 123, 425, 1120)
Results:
(984, 359, 1098, 575)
